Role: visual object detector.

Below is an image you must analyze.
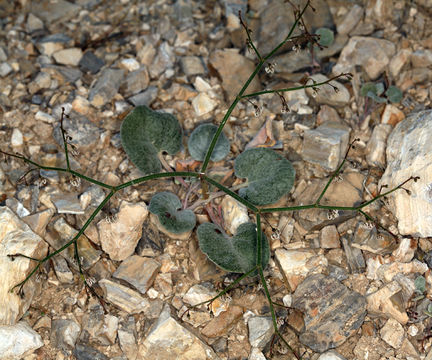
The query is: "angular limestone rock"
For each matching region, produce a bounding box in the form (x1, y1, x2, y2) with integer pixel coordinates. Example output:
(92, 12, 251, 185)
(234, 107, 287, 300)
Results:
(292, 273, 366, 353)
(366, 124, 392, 168)
(0, 321, 43, 358)
(113, 255, 160, 295)
(99, 279, 150, 314)
(98, 201, 148, 261)
(333, 36, 396, 80)
(302, 121, 351, 171)
(380, 318, 405, 349)
(380, 110, 432, 237)
(138, 304, 219, 360)
(366, 281, 409, 324)
(0, 207, 48, 325)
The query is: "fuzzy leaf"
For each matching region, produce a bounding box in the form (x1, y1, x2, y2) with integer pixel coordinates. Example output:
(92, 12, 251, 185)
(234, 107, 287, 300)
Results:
(415, 275, 426, 294)
(375, 82, 385, 96)
(360, 82, 378, 97)
(197, 222, 269, 275)
(121, 106, 182, 174)
(149, 192, 196, 234)
(367, 91, 387, 103)
(234, 148, 295, 205)
(315, 27, 334, 47)
(188, 123, 230, 162)
(385, 86, 403, 103)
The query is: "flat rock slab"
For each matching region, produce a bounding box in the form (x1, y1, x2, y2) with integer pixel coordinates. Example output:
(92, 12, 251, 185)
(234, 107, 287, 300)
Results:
(138, 304, 220, 360)
(0, 206, 48, 325)
(380, 110, 432, 237)
(0, 321, 43, 359)
(292, 273, 366, 353)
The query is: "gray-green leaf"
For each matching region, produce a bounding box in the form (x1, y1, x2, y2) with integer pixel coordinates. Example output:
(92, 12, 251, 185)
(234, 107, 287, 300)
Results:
(234, 148, 295, 205)
(385, 86, 403, 103)
(315, 27, 334, 47)
(197, 222, 269, 275)
(188, 123, 230, 162)
(415, 275, 426, 294)
(149, 192, 196, 234)
(121, 106, 182, 174)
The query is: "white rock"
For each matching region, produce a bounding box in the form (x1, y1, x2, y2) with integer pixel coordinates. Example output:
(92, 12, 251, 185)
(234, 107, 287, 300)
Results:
(52, 48, 83, 66)
(0, 62, 13, 77)
(318, 350, 347, 360)
(365, 124, 392, 167)
(11, 128, 23, 147)
(249, 347, 267, 360)
(0, 321, 43, 359)
(120, 58, 140, 71)
(98, 200, 148, 261)
(282, 294, 292, 307)
(380, 318, 405, 349)
(333, 36, 396, 80)
(183, 284, 217, 307)
(248, 316, 274, 349)
(194, 76, 212, 92)
(0, 207, 48, 325)
(380, 110, 432, 237)
(221, 196, 249, 235)
(35, 111, 55, 123)
(408, 324, 418, 337)
(393, 238, 416, 262)
(192, 93, 217, 116)
(138, 304, 219, 360)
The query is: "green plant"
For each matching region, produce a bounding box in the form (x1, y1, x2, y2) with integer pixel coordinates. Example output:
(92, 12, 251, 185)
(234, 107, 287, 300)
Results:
(1, 1, 418, 358)
(360, 82, 403, 104)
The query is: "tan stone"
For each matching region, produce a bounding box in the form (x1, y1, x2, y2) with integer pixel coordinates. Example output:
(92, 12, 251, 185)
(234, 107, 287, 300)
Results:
(0, 207, 48, 325)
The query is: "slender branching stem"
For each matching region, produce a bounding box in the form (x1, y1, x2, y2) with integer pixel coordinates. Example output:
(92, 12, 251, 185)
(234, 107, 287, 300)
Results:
(316, 138, 360, 205)
(241, 73, 352, 99)
(239, 10, 262, 61)
(258, 266, 300, 359)
(200, 0, 312, 174)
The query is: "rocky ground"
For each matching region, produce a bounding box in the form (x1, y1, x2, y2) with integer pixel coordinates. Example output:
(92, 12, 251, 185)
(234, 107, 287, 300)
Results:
(1, 0, 432, 359)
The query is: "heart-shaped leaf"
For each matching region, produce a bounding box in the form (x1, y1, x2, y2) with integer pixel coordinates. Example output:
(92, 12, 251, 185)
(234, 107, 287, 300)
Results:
(414, 275, 426, 294)
(234, 147, 295, 205)
(360, 82, 377, 97)
(121, 106, 182, 174)
(385, 86, 403, 103)
(315, 27, 334, 47)
(149, 192, 196, 234)
(188, 123, 230, 162)
(197, 222, 269, 275)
